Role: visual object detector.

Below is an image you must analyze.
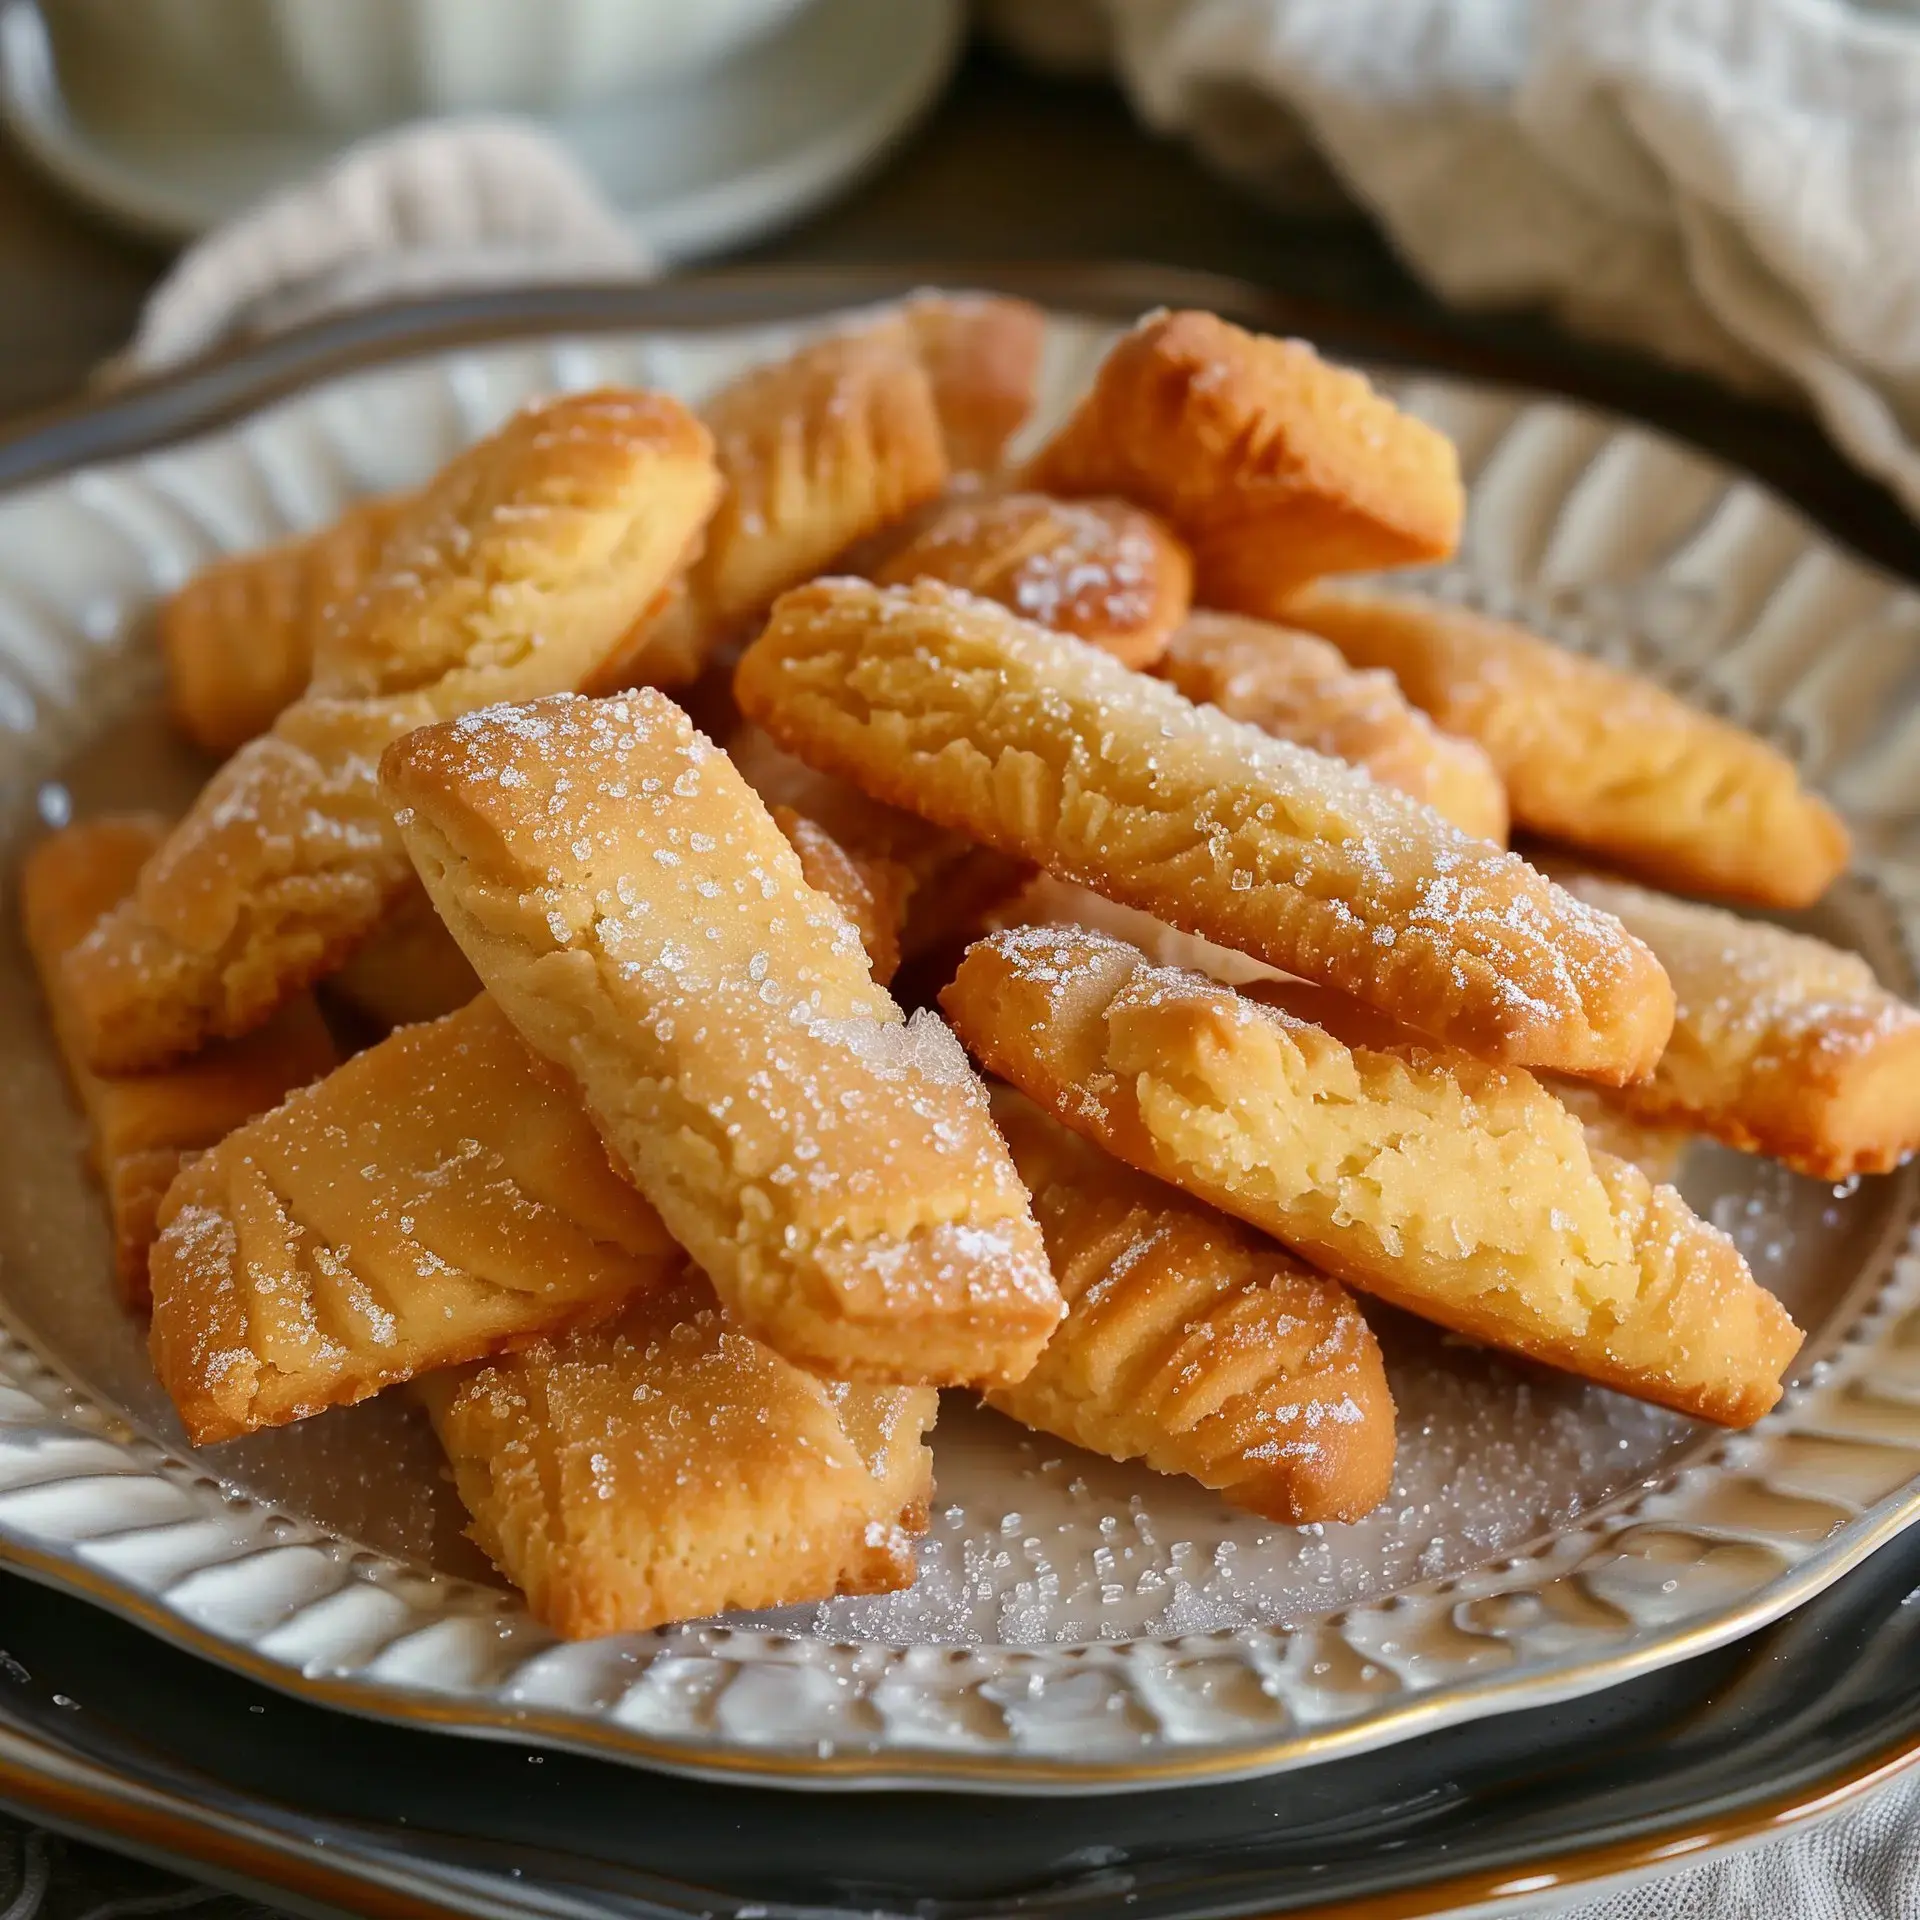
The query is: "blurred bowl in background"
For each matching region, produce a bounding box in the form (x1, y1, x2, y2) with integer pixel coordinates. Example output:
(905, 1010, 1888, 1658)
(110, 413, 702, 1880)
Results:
(40, 0, 814, 131)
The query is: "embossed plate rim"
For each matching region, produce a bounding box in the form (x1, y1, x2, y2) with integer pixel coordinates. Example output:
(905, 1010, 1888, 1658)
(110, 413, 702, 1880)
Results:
(1, 270, 1917, 1793)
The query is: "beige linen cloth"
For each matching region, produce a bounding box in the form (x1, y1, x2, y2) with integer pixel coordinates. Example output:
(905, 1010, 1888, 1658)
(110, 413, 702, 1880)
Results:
(988, 0, 1920, 521)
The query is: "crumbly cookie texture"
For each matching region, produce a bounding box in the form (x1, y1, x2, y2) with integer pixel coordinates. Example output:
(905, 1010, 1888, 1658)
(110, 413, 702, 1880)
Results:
(326, 879, 482, 1031)
(148, 996, 677, 1445)
(735, 576, 1673, 1083)
(420, 1277, 937, 1640)
(1157, 611, 1508, 843)
(1553, 868, 1920, 1178)
(875, 491, 1192, 669)
(21, 814, 337, 1310)
(901, 292, 1045, 471)
(943, 926, 1801, 1427)
(989, 1090, 1395, 1523)
(63, 390, 719, 1074)
(1281, 583, 1850, 909)
(1025, 308, 1462, 601)
(382, 689, 1061, 1387)
(159, 491, 411, 756)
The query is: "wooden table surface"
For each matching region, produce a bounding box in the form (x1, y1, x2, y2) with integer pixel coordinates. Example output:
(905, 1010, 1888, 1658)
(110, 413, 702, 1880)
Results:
(2, 41, 1917, 579)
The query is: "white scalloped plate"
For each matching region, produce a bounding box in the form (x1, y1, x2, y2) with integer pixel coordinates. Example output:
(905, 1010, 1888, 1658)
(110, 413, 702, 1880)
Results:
(1, 302, 1918, 1793)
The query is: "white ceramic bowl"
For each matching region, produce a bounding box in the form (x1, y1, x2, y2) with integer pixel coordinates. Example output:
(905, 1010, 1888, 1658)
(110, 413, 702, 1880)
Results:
(40, 0, 813, 131)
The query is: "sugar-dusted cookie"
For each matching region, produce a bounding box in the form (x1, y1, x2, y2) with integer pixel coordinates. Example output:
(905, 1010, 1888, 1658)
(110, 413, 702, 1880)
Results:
(902, 292, 1046, 471)
(420, 1278, 936, 1638)
(989, 872, 1289, 991)
(989, 1091, 1394, 1522)
(326, 879, 482, 1031)
(728, 723, 1031, 964)
(21, 815, 338, 1309)
(736, 578, 1672, 1083)
(1025, 310, 1462, 604)
(64, 390, 718, 1074)
(1156, 612, 1507, 842)
(1280, 584, 1850, 908)
(679, 323, 949, 642)
(1554, 870, 1920, 1177)
(874, 492, 1191, 668)
(944, 927, 1801, 1426)
(159, 492, 411, 756)
(382, 690, 1062, 1387)
(769, 806, 912, 986)
(148, 995, 679, 1445)
(1549, 1080, 1693, 1188)
(608, 297, 1042, 690)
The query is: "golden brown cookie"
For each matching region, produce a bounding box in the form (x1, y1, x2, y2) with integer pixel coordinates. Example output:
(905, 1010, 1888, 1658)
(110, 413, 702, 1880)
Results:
(944, 927, 1801, 1426)
(988, 873, 1292, 992)
(20, 815, 337, 1310)
(148, 995, 679, 1445)
(769, 806, 912, 986)
(673, 322, 949, 650)
(64, 390, 719, 1074)
(735, 578, 1673, 1083)
(1156, 612, 1508, 842)
(728, 723, 1032, 969)
(998, 892, 1680, 1217)
(874, 492, 1192, 669)
(610, 297, 1041, 687)
(382, 690, 1062, 1387)
(419, 1278, 937, 1639)
(1025, 310, 1462, 604)
(1552, 869, 1920, 1177)
(159, 492, 411, 756)
(989, 1091, 1394, 1522)
(326, 880, 482, 1031)
(1280, 584, 1850, 909)
(1550, 1079, 1693, 1188)
(902, 292, 1046, 470)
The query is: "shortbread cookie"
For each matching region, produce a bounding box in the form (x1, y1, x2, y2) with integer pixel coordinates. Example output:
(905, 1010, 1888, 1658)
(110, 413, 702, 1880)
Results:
(770, 806, 912, 985)
(685, 323, 949, 637)
(989, 1092, 1394, 1522)
(729, 723, 1032, 967)
(996, 880, 1697, 1190)
(21, 815, 337, 1309)
(612, 298, 1039, 687)
(944, 928, 1801, 1425)
(160, 492, 410, 756)
(874, 492, 1192, 668)
(326, 880, 482, 1031)
(64, 390, 719, 1074)
(1280, 584, 1850, 908)
(382, 690, 1062, 1386)
(736, 579, 1673, 1082)
(902, 292, 1046, 470)
(148, 995, 679, 1445)
(990, 873, 1290, 991)
(1553, 870, 1920, 1177)
(1157, 612, 1508, 842)
(1550, 1080, 1693, 1188)
(1025, 310, 1462, 603)
(420, 1279, 936, 1638)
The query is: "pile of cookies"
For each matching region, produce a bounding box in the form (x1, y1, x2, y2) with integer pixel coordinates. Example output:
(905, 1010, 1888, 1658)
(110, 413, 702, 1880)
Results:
(24, 295, 1920, 1642)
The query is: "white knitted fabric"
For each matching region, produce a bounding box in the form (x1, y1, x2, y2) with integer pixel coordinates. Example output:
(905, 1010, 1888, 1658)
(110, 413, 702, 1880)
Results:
(109, 115, 652, 381)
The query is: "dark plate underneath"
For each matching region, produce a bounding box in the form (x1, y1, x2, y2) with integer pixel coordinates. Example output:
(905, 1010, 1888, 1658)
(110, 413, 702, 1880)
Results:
(0, 1523, 1918, 1920)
